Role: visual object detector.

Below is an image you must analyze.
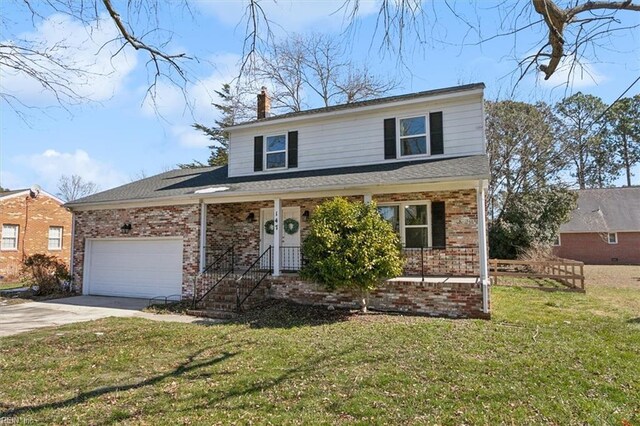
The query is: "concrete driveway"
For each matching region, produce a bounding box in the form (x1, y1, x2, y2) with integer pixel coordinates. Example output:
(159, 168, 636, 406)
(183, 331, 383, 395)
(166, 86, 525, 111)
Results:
(0, 295, 215, 337)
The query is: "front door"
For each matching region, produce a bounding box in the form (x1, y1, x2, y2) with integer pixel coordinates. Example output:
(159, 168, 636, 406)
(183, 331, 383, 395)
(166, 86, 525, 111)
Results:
(261, 207, 301, 270)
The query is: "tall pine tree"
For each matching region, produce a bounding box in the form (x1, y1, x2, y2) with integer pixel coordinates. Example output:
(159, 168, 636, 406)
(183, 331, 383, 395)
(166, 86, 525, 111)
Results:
(180, 83, 251, 168)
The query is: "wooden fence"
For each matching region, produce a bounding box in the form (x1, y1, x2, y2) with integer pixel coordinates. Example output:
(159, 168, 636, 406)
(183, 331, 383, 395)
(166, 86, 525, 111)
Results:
(489, 259, 585, 291)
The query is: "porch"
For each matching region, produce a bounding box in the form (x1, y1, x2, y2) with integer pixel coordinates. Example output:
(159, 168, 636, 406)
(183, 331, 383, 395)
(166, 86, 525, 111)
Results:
(191, 188, 490, 318)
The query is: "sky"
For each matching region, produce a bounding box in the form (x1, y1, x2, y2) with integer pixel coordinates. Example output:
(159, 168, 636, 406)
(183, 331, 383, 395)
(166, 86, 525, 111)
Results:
(1, 0, 639, 195)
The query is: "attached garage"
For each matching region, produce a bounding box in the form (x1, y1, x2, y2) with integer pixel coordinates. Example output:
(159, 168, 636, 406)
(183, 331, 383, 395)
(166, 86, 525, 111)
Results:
(83, 238, 183, 299)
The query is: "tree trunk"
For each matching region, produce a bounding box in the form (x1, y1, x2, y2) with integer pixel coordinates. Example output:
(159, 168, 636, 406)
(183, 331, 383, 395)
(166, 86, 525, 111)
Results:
(360, 291, 369, 313)
(623, 135, 631, 187)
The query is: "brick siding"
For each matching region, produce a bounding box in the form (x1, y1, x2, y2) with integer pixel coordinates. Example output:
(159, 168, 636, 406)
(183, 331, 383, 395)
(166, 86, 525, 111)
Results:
(71, 189, 485, 317)
(206, 191, 480, 276)
(0, 193, 72, 279)
(553, 232, 640, 265)
(267, 275, 488, 319)
(72, 204, 201, 297)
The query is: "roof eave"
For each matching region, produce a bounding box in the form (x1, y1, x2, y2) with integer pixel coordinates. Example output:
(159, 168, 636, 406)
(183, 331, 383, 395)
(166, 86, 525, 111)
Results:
(66, 174, 490, 210)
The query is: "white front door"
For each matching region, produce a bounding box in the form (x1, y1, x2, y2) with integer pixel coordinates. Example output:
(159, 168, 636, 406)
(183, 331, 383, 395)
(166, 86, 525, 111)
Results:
(261, 207, 301, 270)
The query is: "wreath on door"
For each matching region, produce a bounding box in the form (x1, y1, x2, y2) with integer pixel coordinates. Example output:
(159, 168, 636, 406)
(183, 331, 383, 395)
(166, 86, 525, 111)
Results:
(283, 218, 300, 235)
(264, 219, 275, 235)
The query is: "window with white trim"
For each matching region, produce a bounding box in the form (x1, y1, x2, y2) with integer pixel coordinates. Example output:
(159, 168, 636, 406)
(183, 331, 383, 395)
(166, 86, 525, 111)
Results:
(265, 134, 287, 169)
(377, 202, 431, 248)
(399, 116, 427, 156)
(607, 232, 617, 244)
(1, 224, 19, 250)
(48, 226, 63, 250)
(553, 234, 561, 246)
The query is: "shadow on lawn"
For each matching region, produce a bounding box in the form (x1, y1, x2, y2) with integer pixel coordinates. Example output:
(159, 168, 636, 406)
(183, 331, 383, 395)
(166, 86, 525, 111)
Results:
(232, 300, 356, 329)
(1, 348, 237, 418)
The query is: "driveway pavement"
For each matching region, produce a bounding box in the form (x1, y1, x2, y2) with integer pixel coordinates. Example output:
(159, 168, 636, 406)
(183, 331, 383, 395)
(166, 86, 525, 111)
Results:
(0, 295, 216, 337)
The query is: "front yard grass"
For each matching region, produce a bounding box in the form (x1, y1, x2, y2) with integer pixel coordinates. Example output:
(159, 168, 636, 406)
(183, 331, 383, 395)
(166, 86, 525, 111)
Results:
(0, 267, 638, 424)
(0, 281, 26, 291)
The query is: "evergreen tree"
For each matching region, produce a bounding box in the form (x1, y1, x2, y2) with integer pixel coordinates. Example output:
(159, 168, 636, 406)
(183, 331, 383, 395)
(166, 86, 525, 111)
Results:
(180, 83, 251, 168)
(555, 92, 619, 188)
(607, 95, 640, 186)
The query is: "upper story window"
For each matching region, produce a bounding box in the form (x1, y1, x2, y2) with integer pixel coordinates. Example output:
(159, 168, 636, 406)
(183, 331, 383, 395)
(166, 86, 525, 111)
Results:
(384, 112, 443, 160)
(253, 131, 298, 173)
(607, 232, 618, 244)
(399, 116, 427, 156)
(266, 134, 287, 169)
(1, 224, 19, 250)
(48, 226, 63, 250)
(553, 235, 561, 246)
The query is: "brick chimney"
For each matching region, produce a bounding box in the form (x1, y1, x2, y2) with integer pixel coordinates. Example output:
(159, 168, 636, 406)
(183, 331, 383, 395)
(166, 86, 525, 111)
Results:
(257, 86, 270, 119)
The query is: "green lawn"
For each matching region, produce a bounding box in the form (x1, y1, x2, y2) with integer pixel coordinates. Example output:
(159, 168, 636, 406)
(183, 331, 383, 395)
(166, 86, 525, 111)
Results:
(0, 281, 25, 291)
(0, 268, 638, 425)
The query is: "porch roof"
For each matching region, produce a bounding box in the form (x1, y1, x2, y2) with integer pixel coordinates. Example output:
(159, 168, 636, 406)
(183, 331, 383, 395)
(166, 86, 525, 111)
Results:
(66, 154, 489, 207)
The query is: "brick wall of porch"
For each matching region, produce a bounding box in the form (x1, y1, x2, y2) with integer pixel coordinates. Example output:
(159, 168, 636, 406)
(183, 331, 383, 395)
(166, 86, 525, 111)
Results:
(204, 190, 481, 277)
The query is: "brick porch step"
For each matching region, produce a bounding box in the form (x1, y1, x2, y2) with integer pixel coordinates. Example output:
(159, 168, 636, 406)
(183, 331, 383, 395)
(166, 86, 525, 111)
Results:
(187, 309, 238, 320)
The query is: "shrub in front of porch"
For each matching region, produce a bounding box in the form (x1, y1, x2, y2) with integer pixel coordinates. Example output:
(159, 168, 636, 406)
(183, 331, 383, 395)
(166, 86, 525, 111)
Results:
(301, 197, 403, 312)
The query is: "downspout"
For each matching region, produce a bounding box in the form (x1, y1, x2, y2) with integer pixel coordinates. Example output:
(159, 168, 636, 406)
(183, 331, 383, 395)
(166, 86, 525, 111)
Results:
(476, 181, 490, 315)
(199, 201, 207, 273)
(70, 211, 76, 291)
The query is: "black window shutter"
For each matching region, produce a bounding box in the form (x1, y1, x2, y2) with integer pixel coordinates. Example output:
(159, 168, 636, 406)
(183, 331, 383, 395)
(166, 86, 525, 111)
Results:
(288, 131, 298, 168)
(254, 136, 263, 172)
(384, 118, 396, 159)
(429, 112, 444, 155)
(431, 201, 446, 249)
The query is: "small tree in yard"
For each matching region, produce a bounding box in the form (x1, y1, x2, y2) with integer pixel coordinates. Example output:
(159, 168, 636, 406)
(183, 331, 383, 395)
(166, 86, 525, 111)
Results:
(22, 254, 71, 295)
(301, 198, 403, 312)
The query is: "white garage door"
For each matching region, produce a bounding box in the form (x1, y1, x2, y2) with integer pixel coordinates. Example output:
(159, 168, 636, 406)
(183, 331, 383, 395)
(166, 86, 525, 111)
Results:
(85, 238, 183, 298)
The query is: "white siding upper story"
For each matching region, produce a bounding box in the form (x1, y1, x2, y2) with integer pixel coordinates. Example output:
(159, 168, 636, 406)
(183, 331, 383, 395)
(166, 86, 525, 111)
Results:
(227, 88, 485, 178)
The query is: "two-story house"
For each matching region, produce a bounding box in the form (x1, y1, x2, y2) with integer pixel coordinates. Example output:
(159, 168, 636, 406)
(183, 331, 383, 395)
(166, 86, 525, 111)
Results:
(1, 188, 72, 280)
(66, 83, 491, 318)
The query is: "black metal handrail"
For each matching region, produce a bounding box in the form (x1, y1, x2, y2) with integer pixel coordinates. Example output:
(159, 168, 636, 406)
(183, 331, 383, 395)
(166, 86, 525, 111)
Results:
(193, 245, 234, 308)
(280, 245, 304, 271)
(235, 246, 272, 312)
(401, 245, 478, 280)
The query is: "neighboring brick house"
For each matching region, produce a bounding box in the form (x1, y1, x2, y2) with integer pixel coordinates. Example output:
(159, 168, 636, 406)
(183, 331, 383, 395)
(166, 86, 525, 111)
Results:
(553, 187, 640, 265)
(0, 188, 72, 279)
(66, 83, 491, 318)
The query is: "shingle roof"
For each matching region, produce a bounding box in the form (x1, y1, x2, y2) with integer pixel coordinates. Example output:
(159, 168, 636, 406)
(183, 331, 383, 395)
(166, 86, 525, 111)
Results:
(560, 187, 640, 233)
(67, 155, 489, 207)
(0, 189, 29, 198)
(229, 83, 485, 128)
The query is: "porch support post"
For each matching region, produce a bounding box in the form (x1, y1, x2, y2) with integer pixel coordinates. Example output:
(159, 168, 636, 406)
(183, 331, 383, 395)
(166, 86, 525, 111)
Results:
(476, 181, 490, 314)
(199, 201, 207, 273)
(273, 198, 281, 276)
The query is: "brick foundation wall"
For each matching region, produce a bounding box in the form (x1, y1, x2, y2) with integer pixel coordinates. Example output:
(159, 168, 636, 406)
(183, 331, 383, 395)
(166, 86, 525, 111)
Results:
(1, 193, 72, 279)
(72, 204, 201, 298)
(267, 275, 488, 319)
(553, 232, 640, 265)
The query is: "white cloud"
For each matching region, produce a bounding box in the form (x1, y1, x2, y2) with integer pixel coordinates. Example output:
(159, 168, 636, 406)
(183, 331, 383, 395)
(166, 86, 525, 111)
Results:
(196, 0, 378, 33)
(539, 59, 606, 89)
(0, 169, 24, 191)
(0, 13, 138, 105)
(171, 125, 212, 148)
(14, 149, 127, 192)
(142, 52, 241, 120)
(141, 52, 242, 148)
